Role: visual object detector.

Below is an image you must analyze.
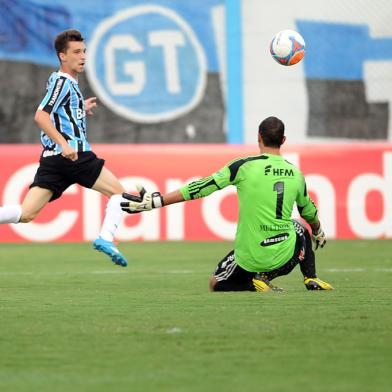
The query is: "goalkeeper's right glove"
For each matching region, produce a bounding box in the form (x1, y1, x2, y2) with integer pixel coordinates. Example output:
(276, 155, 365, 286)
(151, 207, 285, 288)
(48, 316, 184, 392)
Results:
(312, 223, 326, 250)
(121, 185, 163, 213)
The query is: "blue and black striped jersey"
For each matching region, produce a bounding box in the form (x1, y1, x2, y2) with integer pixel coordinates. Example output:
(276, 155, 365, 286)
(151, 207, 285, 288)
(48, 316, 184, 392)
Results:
(38, 71, 91, 155)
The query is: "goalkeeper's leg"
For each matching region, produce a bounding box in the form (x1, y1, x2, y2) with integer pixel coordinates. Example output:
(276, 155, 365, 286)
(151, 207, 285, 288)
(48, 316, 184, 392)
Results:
(298, 223, 334, 290)
(210, 250, 256, 292)
(210, 251, 282, 292)
(261, 221, 333, 290)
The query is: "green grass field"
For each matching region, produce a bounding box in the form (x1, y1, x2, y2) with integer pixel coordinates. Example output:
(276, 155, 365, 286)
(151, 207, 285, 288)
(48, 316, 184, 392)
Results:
(0, 240, 391, 392)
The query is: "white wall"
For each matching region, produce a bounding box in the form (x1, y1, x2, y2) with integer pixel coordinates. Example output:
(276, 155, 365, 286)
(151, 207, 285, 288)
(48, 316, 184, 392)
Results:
(242, 0, 392, 143)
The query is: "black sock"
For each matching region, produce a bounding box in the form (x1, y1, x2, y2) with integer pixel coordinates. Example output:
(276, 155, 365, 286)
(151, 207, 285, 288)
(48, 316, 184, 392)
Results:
(300, 231, 317, 278)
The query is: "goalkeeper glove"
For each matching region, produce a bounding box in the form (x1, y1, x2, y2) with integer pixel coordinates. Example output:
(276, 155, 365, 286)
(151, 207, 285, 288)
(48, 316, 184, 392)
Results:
(312, 223, 326, 250)
(121, 185, 163, 213)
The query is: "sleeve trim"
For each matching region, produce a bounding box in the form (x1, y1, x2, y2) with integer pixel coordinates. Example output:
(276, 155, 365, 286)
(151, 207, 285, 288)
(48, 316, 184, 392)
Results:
(41, 77, 67, 114)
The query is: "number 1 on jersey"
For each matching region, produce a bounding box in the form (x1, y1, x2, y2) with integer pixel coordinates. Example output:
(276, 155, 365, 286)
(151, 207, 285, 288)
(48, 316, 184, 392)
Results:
(273, 181, 284, 219)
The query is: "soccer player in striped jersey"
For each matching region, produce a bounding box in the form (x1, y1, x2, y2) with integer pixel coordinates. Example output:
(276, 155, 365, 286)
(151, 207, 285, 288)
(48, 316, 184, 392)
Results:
(121, 117, 333, 291)
(0, 29, 128, 267)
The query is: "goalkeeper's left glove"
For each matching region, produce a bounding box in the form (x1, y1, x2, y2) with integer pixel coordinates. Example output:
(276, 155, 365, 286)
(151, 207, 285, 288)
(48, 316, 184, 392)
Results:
(121, 185, 163, 213)
(312, 223, 326, 250)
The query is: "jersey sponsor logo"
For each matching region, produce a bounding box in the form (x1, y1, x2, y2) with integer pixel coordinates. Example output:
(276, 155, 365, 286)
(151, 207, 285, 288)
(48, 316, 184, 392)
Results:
(260, 223, 292, 231)
(76, 108, 86, 120)
(264, 165, 272, 175)
(274, 168, 294, 176)
(42, 150, 61, 158)
(260, 233, 289, 246)
(86, 5, 207, 123)
(48, 78, 64, 107)
(264, 165, 294, 177)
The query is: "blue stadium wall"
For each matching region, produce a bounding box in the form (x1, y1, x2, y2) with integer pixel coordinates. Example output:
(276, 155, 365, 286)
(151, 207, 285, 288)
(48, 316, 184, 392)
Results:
(1, 0, 392, 144)
(0, 0, 226, 143)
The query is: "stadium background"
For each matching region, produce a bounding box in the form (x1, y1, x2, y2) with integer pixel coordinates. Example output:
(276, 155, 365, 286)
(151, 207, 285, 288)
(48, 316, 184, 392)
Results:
(0, 0, 391, 241)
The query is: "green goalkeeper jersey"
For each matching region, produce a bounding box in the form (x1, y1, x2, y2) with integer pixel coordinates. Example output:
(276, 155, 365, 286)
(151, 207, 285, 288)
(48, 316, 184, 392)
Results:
(180, 153, 318, 272)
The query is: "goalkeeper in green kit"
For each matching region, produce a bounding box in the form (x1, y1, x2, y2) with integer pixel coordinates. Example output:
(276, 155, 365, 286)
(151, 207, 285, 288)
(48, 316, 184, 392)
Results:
(121, 117, 333, 292)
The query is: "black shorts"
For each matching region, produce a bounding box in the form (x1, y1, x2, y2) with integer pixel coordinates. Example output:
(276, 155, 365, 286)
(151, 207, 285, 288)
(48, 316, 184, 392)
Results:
(30, 151, 105, 201)
(213, 250, 256, 291)
(212, 220, 308, 291)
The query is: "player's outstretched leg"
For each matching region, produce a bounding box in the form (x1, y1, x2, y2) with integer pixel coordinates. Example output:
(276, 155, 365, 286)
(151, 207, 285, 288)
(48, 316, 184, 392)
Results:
(0, 205, 22, 224)
(93, 237, 127, 267)
(93, 194, 128, 267)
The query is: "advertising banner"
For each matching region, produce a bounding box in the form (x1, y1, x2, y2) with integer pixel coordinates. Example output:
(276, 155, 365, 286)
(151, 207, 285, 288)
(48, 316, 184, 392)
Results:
(0, 0, 226, 143)
(0, 144, 391, 242)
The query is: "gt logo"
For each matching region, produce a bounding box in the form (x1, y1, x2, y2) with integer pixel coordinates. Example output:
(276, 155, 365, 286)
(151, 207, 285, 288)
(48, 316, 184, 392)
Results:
(86, 5, 207, 123)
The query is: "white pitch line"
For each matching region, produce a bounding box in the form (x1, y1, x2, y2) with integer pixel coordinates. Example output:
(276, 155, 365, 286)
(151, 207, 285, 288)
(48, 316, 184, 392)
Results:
(324, 268, 392, 273)
(0, 272, 34, 276)
(166, 270, 194, 274)
(0, 269, 193, 276)
(1, 268, 391, 277)
(0, 270, 127, 276)
(324, 268, 366, 273)
(166, 327, 182, 334)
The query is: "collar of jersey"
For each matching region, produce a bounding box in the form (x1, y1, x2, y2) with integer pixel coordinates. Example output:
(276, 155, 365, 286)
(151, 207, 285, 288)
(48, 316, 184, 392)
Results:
(261, 153, 283, 160)
(57, 71, 78, 84)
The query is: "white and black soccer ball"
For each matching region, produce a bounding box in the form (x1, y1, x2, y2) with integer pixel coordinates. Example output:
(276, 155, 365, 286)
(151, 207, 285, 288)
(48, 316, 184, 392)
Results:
(270, 30, 305, 66)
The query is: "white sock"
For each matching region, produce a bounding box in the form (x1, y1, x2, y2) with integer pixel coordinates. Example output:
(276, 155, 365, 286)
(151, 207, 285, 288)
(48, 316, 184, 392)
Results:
(98, 195, 123, 242)
(0, 205, 22, 224)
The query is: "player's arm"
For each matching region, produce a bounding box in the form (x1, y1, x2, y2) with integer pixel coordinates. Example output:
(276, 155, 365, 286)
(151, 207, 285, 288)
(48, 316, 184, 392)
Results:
(85, 97, 97, 115)
(34, 110, 77, 161)
(121, 165, 235, 212)
(296, 175, 326, 249)
(36, 77, 77, 161)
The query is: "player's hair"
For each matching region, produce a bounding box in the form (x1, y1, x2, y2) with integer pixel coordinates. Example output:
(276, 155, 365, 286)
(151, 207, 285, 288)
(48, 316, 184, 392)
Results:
(258, 116, 285, 147)
(54, 29, 84, 62)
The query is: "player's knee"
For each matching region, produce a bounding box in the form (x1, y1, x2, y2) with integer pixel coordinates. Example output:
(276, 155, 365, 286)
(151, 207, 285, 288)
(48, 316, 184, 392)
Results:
(209, 276, 218, 292)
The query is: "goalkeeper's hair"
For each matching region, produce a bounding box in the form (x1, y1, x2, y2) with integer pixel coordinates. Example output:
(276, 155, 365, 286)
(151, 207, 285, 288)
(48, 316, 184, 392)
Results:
(258, 116, 285, 147)
(55, 29, 84, 62)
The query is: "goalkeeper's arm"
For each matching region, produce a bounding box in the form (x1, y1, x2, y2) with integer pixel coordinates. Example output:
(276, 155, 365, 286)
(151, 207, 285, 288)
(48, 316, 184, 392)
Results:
(296, 177, 326, 249)
(162, 189, 186, 206)
(157, 174, 223, 206)
(297, 203, 326, 250)
(121, 175, 222, 212)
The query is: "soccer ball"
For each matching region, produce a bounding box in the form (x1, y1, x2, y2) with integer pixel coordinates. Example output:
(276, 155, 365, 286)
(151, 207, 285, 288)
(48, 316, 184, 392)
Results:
(270, 30, 305, 66)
